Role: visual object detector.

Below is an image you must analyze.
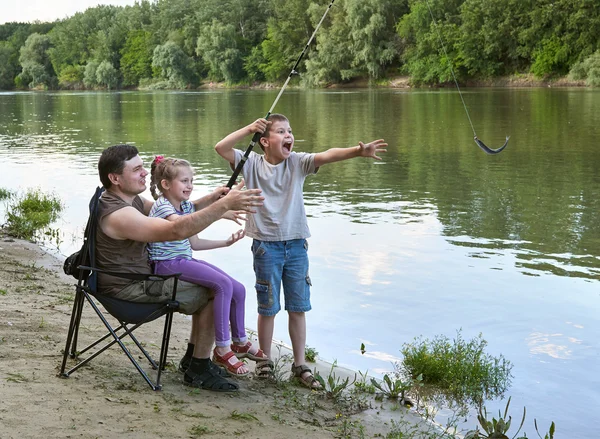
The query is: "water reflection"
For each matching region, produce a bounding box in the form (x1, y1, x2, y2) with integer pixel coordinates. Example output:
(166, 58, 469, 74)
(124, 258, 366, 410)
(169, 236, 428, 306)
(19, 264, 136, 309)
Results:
(1, 89, 599, 437)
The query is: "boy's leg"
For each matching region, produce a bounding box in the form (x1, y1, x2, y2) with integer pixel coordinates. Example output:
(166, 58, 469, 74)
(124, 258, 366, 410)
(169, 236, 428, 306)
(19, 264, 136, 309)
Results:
(257, 314, 276, 358)
(288, 311, 306, 367)
(282, 239, 320, 388)
(251, 240, 284, 359)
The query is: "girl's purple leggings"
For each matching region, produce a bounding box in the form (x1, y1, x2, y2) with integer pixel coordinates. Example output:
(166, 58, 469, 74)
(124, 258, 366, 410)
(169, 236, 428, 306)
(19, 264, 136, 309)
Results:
(153, 258, 246, 347)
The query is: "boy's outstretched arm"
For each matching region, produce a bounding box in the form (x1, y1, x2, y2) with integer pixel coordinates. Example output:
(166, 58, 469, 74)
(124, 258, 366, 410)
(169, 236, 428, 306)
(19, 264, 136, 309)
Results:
(314, 139, 387, 168)
(215, 118, 269, 165)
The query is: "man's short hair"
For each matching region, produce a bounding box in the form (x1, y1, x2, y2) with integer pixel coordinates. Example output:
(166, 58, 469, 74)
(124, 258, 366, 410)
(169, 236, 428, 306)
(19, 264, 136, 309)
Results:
(98, 144, 139, 189)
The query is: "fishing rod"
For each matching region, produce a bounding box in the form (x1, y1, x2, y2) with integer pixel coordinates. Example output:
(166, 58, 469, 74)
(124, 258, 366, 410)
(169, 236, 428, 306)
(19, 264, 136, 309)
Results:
(226, 0, 336, 188)
(423, 0, 509, 154)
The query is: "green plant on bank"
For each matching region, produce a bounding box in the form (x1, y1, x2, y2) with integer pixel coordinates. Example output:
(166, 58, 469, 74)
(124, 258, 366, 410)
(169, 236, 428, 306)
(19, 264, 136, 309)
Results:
(0, 188, 12, 200)
(3, 188, 63, 241)
(305, 345, 318, 362)
(353, 370, 376, 395)
(465, 397, 556, 439)
(188, 424, 211, 436)
(371, 373, 419, 405)
(399, 330, 513, 408)
(314, 360, 355, 401)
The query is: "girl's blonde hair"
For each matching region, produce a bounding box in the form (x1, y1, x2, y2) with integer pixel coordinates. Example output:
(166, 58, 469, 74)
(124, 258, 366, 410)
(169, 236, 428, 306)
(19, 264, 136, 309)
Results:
(149, 156, 193, 200)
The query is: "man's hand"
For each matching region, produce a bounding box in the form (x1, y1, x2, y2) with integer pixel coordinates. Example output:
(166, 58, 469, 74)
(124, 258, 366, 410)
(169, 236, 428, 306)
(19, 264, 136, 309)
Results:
(222, 210, 247, 225)
(225, 229, 245, 246)
(222, 179, 264, 213)
(358, 139, 387, 160)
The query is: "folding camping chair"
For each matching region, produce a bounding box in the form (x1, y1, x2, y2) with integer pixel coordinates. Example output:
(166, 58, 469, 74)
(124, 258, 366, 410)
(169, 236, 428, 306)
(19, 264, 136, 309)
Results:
(59, 187, 181, 390)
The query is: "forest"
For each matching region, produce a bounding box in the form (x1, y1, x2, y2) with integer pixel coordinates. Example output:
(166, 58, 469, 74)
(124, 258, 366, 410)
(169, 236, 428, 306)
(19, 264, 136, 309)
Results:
(1, 0, 599, 90)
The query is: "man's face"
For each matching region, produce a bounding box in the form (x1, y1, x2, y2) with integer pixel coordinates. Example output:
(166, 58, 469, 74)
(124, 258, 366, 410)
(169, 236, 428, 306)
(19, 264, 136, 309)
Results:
(111, 154, 148, 196)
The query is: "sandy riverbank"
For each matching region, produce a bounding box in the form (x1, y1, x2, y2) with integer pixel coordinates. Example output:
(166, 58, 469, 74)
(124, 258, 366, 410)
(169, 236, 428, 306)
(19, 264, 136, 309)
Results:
(0, 232, 437, 439)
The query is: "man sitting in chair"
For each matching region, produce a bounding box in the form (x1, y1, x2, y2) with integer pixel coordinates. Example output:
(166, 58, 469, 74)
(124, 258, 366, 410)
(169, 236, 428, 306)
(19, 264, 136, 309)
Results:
(96, 144, 263, 392)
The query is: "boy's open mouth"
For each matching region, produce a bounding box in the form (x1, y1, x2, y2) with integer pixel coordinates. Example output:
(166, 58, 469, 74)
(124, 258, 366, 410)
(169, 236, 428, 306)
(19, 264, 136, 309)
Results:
(283, 141, 293, 152)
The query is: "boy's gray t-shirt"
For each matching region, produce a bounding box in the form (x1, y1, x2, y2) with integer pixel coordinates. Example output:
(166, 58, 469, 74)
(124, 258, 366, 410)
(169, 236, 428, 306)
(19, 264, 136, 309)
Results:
(233, 149, 317, 241)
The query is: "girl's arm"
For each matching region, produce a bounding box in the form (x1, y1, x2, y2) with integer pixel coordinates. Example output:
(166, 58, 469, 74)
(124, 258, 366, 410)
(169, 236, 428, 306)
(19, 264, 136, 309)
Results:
(215, 118, 269, 165)
(313, 139, 387, 168)
(189, 229, 245, 251)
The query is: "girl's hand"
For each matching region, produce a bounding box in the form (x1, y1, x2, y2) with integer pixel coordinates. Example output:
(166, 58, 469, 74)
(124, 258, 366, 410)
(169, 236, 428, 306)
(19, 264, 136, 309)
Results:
(358, 139, 387, 160)
(249, 118, 270, 135)
(222, 210, 247, 225)
(226, 229, 246, 246)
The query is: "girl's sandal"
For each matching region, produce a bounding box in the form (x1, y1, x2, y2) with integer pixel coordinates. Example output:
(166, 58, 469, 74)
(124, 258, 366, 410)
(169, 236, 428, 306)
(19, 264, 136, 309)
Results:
(291, 363, 322, 390)
(231, 341, 268, 361)
(212, 348, 250, 377)
(255, 359, 275, 380)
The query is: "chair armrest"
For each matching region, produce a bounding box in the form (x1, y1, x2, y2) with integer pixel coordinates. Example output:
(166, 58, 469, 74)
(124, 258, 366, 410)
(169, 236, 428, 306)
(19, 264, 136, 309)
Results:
(77, 266, 182, 282)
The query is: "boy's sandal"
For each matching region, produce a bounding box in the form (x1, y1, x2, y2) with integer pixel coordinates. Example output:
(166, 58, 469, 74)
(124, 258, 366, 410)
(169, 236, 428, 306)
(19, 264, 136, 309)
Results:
(212, 348, 250, 377)
(291, 363, 322, 390)
(255, 359, 275, 380)
(231, 341, 268, 361)
(184, 367, 239, 392)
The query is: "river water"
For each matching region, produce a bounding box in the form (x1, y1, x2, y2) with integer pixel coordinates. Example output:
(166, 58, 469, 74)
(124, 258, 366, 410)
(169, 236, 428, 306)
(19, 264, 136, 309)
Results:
(0, 88, 598, 437)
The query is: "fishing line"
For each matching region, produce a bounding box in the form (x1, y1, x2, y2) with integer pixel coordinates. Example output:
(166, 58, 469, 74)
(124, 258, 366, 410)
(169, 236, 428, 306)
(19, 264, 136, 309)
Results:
(226, 0, 336, 188)
(423, 0, 509, 154)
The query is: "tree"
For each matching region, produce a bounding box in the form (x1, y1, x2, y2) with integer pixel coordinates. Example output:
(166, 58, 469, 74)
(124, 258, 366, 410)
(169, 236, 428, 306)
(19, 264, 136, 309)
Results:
(196, 19, 243, 82)
(96, 60, 119, 89)
(152, 41, 193, 87)
(18, 33, 56, 88)
(344, 0, 407, 79)
(120, 30, 154, 86)
(83, 60, 99, 88)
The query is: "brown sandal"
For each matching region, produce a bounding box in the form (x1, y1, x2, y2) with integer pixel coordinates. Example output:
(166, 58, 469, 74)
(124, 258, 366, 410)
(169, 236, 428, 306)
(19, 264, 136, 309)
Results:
(291, 363, 322, 390)
(255, 359, 274, 379)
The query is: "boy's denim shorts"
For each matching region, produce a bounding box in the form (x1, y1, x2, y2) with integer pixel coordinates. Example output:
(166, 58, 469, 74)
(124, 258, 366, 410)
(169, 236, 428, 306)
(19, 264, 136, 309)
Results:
(251, 239, 311, 316)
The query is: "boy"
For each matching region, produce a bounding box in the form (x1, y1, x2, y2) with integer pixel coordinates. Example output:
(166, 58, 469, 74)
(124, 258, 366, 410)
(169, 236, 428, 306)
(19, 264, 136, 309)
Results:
(215, 114, 386, 388)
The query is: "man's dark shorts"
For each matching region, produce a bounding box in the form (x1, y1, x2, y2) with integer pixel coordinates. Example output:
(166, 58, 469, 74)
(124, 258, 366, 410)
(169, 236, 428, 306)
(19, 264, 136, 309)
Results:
(114, 278, 211, 315)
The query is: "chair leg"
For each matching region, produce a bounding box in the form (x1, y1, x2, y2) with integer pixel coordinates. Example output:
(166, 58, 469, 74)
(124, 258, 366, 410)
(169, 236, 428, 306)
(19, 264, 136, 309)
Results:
(155, 311, 175, 389)
(60, 289, 84, 376)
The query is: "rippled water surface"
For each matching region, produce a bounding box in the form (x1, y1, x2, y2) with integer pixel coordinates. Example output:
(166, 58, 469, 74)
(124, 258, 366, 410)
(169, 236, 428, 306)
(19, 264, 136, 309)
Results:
(1, 89, 599, 437)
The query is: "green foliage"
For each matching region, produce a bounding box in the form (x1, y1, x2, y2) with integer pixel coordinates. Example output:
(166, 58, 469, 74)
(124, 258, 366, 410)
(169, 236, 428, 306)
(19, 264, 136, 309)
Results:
(530, 37, 570, 78)
(568, 50, 600, 86)
(58, 64, 84, 88)
(83, 61, 99, 88)
(371, 373, 417, 402)
(196, 20, 243, 83)
(95, 60, 119, 89)
(18, 33, 56, 89)
(3, 189, 63, 241)
(305, 345, 318, 362)
(0, 188, 12, 200)
(400, 330, 512, 407)
(465, 397, 556, 439)
(1, 0, 600, 87)
(153, 41, 193, 88)
(314, 361, 354, 401)
(120, 30, 154, 87)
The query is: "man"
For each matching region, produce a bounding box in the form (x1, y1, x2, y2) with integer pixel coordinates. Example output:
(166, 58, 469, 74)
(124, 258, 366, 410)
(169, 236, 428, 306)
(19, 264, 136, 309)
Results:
(96, 144, 263, 392)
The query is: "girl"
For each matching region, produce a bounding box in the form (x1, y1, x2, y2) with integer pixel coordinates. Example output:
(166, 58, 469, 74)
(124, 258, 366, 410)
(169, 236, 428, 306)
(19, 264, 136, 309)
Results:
(148, 156, 267, 376)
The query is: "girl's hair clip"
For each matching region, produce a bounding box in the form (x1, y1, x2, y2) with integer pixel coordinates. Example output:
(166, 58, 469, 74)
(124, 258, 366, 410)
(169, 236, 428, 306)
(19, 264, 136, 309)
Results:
(154, 155, 164, 164)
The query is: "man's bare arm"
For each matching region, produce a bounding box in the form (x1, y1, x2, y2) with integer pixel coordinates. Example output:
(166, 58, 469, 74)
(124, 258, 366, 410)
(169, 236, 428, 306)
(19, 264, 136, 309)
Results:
(102, 182, 263, 243)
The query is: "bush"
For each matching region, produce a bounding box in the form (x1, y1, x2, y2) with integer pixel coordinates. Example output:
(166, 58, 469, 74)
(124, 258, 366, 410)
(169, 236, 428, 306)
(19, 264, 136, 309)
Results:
(3, 189, 63, 241)
(399, 330, 512, 407)
(567, 50, 600, 86)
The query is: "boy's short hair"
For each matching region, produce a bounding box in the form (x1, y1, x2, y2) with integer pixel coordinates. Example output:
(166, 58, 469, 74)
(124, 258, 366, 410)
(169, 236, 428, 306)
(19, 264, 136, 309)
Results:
(98, 144, 139, 189)
(259, 113, 289, 151)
